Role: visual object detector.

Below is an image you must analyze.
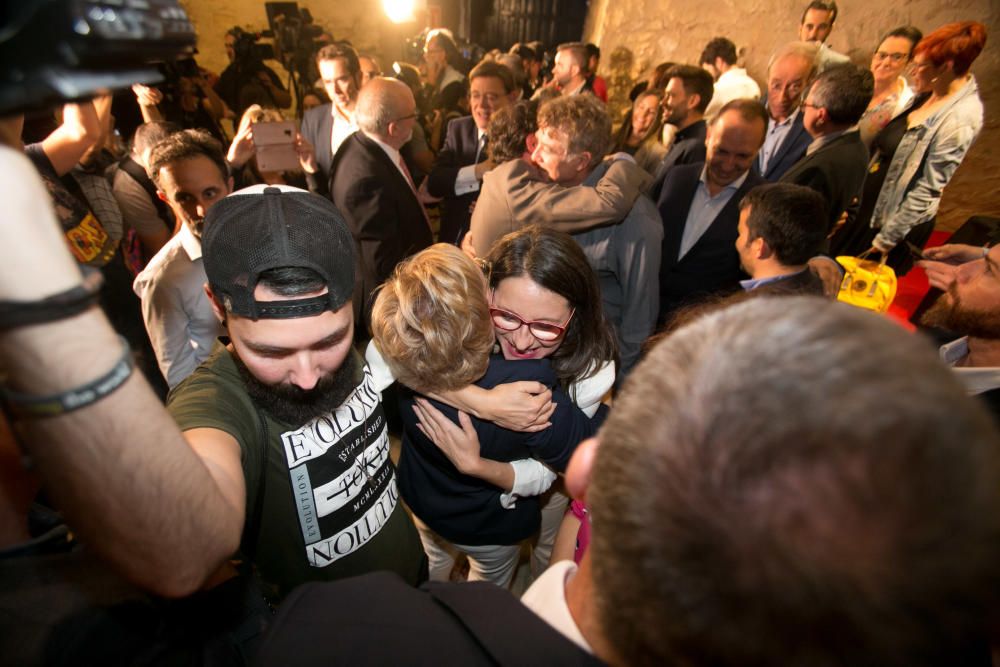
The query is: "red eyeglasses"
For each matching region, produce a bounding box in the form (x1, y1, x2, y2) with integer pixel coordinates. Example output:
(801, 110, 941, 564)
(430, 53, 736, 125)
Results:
(488, 305, 575, 342)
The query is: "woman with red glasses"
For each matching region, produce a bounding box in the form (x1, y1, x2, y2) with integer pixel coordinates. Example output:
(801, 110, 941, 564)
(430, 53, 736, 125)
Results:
(369, 227, 617, 587)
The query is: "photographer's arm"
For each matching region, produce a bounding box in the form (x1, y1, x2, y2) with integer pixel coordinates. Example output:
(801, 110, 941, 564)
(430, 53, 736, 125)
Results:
(132, 84, 164, 123)
(0, 147, 241, 597)
(196, 72, 228, 121)
(258, 70, 292, 109)
(40, 101, 100, 176)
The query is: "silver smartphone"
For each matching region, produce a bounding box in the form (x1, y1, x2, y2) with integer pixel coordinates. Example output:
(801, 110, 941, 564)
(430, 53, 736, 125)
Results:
(253, 120, 300, 172)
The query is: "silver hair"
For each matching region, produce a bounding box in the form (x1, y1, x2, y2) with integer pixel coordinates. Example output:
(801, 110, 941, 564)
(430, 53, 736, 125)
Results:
(767, 40, 819, 77)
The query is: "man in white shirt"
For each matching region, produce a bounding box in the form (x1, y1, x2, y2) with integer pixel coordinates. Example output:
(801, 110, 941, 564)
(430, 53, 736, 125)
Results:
(300, 42, 362, 194)
(700, 37, 762, 120)
(133, 130, 232, 388)
(798, 0, 850, 71)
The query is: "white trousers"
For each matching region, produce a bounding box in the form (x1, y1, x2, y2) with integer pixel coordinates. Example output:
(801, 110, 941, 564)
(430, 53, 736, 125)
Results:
(413, 487, 570, 588)
(413, 515, 522, 587)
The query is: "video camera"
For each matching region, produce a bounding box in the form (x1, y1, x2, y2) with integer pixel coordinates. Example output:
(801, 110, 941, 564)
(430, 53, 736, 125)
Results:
(229, 27, 276, 73)
(263, 3, 324, 86)
(0, 0, 197, 116)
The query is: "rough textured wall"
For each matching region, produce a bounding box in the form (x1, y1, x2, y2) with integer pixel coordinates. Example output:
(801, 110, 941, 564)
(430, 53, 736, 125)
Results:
(585, 0, 1000, 230)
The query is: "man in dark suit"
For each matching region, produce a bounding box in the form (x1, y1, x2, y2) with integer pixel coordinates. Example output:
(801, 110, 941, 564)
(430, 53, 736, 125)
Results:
(300, 43, 362, 196)
(756, 42, 817, 181)
(736, 182, 828, 296)
(780, 63, 873, 234)
(329, 77, 433, 337)
(657, 99, 767, 322)
(647, 65, 714, 202)
(427, 61, 517, 245)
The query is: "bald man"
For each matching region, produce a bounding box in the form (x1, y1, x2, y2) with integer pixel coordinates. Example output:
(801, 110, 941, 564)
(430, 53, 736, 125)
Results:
(329, 77, 433, 337)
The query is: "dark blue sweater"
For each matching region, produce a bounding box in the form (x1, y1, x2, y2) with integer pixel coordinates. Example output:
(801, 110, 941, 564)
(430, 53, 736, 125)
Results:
(397, 356, 595, 546)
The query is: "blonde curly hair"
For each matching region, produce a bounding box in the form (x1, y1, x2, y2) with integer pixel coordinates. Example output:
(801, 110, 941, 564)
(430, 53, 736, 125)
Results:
(371, 244, 494, 392)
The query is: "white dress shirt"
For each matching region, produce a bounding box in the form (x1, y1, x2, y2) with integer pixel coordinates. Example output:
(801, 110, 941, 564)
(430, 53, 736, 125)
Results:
(133, 224, 222, 388)
(678, 167, 749, 259)
(521, 560, 593, 653)
(454, 128, 488, 196)
(705, 67, 762, 119)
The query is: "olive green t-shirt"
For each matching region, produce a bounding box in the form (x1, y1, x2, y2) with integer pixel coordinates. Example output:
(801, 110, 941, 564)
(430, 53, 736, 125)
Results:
(167, 341, 426, 600)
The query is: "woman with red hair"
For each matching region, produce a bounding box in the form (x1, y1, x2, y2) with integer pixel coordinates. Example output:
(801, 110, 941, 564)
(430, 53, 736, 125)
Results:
(830, 21, 986, 273)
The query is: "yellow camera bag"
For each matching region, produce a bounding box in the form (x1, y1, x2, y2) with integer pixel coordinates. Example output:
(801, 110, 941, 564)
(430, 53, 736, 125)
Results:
(835, 252, 897, 313)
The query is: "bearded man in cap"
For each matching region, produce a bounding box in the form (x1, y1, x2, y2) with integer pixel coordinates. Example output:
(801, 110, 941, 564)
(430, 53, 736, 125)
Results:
(167, 184, 427, 601)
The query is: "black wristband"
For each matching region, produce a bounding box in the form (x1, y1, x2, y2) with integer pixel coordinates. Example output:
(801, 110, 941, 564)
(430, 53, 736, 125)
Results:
(0, 273, 102, 332)
(1, 336, 133, 419)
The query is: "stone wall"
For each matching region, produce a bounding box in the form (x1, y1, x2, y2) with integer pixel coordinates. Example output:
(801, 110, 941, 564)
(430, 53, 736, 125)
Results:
(584, 0, 1000, 230)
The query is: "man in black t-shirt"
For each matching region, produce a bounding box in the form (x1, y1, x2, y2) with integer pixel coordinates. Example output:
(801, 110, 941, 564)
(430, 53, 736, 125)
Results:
(167, 185, 426, 600)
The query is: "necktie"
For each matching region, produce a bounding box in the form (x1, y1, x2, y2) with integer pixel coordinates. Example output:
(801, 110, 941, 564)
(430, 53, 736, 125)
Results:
(398, 155, 432, 232)
(474, 133, 488, 164)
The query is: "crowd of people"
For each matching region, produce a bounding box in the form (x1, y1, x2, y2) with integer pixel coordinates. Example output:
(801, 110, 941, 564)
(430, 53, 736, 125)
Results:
(0, 2, 998, 665)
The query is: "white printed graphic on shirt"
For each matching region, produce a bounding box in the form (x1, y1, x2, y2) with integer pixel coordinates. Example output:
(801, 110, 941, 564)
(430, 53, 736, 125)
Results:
(280, 365, 397, 567)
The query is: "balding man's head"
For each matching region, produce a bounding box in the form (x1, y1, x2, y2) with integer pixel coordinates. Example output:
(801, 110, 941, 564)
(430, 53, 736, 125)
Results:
(704, 99, 767, 192)
(355, 77, 418, 148)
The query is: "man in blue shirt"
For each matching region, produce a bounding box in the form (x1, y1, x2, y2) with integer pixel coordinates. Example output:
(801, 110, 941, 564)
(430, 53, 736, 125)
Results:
(736, 182, 827, 296)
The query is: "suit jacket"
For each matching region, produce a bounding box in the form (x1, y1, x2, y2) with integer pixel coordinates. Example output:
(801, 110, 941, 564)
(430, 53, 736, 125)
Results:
(757, 109, 812, 181)
(254, 572, 605, 666)
(657, 163, 764, 320)
(329, 132, 433, 336)
(300, 103, 335, 196)
(750, 268, 827, 297)
(646, 119, 708, 202)
(427, 116, 485, 244)
(780, 130, 869, 233)
(469, 157, 650, 258)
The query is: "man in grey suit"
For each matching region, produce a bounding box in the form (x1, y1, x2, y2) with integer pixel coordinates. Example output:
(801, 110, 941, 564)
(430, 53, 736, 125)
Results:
(300, 42, 362, 195)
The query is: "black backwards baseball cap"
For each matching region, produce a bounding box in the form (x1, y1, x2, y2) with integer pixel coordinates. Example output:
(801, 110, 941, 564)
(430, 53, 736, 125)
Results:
(202, 184, 355, 319)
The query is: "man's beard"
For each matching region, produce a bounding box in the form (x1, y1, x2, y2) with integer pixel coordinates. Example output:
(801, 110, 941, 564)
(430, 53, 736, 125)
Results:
(233, 348, 362, 426)
(921, 286, 1000, 340)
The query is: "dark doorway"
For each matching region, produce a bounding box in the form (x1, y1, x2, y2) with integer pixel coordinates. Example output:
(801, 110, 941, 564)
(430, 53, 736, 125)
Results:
(469, 0, 589, 51)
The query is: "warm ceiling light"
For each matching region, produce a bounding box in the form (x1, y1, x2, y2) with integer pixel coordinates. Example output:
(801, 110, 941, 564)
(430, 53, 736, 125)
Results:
(383, 0, 415, 23)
